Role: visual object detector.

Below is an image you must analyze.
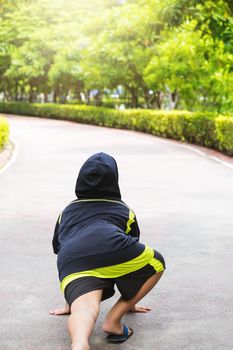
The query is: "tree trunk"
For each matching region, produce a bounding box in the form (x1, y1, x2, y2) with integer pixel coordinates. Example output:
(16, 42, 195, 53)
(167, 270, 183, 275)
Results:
(2, 82, 8, 101)
(165, 85, 179, 110)
(20, 85, 25, 101)
(53, 88, 59, 103)
(148, 90, 164, 109)
(59, 85, 64, 103)
(64, 91, 69, 103)
(14, 81, 19, 101)
(143, 89, 150, 108)
(156, 91, 164, 109)
(86, 90, 91, 105)
(94, 90, 102, 106)
(60, 91, 68, 104)
(171, 90, 179, 109)
(6, 80, 12, 101)
(34, 88, 38, 102)
(131, 88, 138, 108)
(29, 85, 33, 102)
(75, 81, 83, 103)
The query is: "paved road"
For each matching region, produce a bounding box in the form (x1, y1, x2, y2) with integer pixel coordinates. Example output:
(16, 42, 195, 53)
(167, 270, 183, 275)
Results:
(1, 115, 233, 350)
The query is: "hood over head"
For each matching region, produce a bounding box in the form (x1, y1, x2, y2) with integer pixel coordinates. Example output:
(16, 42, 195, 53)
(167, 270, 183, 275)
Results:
(75, 152, 121, 199)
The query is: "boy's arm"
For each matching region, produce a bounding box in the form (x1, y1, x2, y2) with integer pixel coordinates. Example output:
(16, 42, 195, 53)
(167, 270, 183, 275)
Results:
(52, 216, 60, 254)
(130, 215, 140, 239)
(126, 211, 140, 239)
(128, 304, 151, 313)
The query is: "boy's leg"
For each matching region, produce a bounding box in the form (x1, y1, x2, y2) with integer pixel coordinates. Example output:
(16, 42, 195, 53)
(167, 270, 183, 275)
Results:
(68, 289, 103, 350)
(102, 271, 163, 335)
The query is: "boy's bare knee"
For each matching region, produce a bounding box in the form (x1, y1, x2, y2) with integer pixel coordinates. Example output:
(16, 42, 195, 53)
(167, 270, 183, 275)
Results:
(71, 293, 101, 318)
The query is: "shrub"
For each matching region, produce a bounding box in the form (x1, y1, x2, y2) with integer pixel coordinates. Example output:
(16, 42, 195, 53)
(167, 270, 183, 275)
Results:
(0, 116, 9, 150)
(215, 116, 233, 156)
(0, 102, 232, 156)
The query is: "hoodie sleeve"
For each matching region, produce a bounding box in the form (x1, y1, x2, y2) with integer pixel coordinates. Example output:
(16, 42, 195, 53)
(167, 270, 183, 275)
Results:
(52, 216, 60, 254)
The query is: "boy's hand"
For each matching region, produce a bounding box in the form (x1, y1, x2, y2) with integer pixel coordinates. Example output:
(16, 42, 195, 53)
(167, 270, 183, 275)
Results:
(129, 304, 151, 313)
(49, 303, 70, 316)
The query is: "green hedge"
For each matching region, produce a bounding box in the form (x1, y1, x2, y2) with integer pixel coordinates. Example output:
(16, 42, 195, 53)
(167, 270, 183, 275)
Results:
(0, 116, 9, 151)
(0, 102, 233, 156)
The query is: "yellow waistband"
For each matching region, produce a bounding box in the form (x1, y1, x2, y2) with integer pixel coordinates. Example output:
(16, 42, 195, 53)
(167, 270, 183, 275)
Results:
(60, 245, 155, 293)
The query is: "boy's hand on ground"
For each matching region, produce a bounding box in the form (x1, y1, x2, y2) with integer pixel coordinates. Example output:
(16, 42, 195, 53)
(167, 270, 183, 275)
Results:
(49, 304, 70, 316)
(129, 304, 151, 313)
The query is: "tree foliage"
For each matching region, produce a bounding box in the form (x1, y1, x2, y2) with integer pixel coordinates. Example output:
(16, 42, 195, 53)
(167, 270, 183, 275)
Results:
(0, 0, 232, 111)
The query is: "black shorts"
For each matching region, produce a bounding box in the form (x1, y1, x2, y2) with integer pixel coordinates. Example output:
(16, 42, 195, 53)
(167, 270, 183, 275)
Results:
(64, 250, 165, 307)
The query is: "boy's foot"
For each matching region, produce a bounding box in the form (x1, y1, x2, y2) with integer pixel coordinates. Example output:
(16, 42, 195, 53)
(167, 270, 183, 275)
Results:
(106, 324, 133, 343)
(102, 321, 133, 336)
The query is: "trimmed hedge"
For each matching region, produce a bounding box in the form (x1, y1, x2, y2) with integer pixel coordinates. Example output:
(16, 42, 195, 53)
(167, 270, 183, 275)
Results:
(0, 102, 233, 156)
(0, 116, 9, 150)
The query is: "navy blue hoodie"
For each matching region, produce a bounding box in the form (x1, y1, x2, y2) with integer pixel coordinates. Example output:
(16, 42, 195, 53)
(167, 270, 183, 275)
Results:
(52, 153, 145, 286)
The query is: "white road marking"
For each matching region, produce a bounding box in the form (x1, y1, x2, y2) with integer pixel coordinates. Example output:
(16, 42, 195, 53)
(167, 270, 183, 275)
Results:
(0, 138, 19, 176)
(208, 156, 233, 169)
(151, 137, 233, 170)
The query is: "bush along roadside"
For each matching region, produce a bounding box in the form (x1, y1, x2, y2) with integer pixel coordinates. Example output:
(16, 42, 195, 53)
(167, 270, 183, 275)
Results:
(0, 102, 232, 156)
(0, 116, 9, 151)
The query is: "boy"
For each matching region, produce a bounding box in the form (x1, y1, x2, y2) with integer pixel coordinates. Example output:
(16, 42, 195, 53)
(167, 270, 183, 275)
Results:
(50, 152, 165, 350)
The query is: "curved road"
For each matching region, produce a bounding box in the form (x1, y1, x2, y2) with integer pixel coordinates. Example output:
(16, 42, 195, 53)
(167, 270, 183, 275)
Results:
(1, 116, 233, 350)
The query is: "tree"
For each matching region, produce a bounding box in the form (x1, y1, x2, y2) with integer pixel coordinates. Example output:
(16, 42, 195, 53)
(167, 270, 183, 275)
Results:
(0, 0, 232, 111)
(144, 20, 233, 111)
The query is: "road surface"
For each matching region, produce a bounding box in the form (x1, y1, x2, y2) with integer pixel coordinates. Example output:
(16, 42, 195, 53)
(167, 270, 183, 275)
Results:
(0, 115, 233, 350)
